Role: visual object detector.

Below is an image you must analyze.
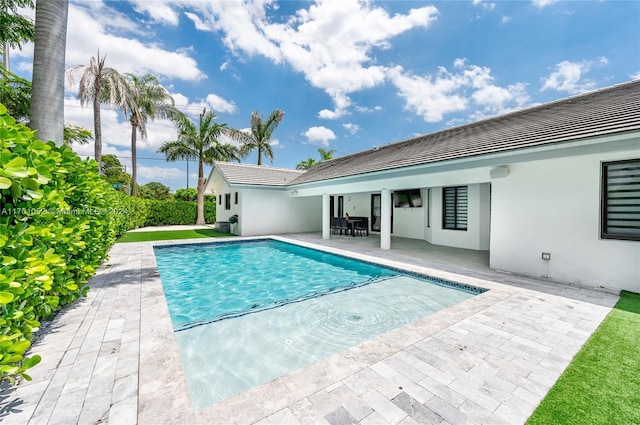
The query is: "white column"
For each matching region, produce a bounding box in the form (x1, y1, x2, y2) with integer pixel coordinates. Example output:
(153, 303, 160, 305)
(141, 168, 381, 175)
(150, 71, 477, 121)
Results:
(322, 193, 330, 239)
(380, 189, 391, 249)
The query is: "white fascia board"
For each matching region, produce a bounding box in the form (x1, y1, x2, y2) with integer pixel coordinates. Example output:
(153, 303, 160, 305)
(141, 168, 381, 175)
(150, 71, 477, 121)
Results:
(289, 131, 640, 195)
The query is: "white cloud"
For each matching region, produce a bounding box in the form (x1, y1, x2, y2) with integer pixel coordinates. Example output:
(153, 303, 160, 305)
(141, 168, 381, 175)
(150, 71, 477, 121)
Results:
(533, 0, 558, 8)
(342, 123, 361, 135)
(130, 0, 179, 26)
(472, 82, 530, 115)
(169, 91, 237, 121)
(388, 59, 531, 123)
(138, 165, 186, 182)
(541, 60, 597, 94)
(355, 105, 382, 113)
(631, 71, 640, 80)
(63, 3, 205, 81)
(186, 0, 438, 118)
(302, 126, 336, 145)
(184, 11, 214, 31)
(472, 0, 496, 10)
(205, 94, 237, 114)
(387, 64, 470, 123)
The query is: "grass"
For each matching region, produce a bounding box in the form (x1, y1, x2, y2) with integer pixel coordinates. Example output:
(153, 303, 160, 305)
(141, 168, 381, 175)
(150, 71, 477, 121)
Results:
(527, 290, 640, 425)
(116, 228, 235, 243)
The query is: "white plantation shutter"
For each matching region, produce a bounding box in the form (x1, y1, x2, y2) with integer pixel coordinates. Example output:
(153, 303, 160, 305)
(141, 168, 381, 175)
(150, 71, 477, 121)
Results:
(443, 186, 468, 231)
(602, 159, 640, 240)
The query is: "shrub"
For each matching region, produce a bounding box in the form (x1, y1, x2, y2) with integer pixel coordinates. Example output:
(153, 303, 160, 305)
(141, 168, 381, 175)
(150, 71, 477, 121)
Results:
(143, 200, 217, 226)
(173, 187, 197, 202)
(0, 103, 128, 382)
(204, 201, 216, 223)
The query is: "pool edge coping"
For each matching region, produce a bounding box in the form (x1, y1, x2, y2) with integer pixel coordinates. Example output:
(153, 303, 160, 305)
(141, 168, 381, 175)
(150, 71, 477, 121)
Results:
(138, 235, 521, 424)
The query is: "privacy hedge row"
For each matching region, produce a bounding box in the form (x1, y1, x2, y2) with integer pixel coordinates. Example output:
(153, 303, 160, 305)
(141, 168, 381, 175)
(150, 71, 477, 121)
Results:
(143, 200, 216, 226)
(0, 104, 140, 382)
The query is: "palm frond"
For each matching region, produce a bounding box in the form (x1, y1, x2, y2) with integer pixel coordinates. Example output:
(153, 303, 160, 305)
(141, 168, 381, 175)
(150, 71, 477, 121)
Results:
(262, 109, 285, 139)
(157, 140, 197, 162)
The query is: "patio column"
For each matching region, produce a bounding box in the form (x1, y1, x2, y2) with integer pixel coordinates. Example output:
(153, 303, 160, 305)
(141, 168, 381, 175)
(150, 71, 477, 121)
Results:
(380, 189, 391, 249)
(322, 193, 330, 239)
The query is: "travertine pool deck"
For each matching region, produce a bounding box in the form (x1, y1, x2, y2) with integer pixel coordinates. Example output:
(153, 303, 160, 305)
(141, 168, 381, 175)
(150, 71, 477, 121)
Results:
(0, 233, 619, 424)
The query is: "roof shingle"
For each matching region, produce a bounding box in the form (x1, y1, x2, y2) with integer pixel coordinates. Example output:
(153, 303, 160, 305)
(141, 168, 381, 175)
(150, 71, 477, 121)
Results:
(214, 162, 305, 186)
(290, 80, 640, 185)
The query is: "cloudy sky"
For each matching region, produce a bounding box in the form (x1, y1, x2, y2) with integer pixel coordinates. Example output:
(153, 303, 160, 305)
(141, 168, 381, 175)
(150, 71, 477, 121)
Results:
(9, 0, 640, 191)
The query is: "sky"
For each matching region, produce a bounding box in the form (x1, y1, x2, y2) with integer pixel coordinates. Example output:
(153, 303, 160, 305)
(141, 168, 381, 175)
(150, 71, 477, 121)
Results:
(8, 0, 640, 191)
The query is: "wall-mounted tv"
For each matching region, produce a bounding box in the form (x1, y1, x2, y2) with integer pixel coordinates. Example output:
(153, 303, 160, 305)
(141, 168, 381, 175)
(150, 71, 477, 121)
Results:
(394, 189, 422, 208)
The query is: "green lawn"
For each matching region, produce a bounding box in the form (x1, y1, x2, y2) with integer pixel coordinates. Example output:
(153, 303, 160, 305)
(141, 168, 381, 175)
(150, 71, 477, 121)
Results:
(116, 228, 235, 243)
(527, 290, 640, 425)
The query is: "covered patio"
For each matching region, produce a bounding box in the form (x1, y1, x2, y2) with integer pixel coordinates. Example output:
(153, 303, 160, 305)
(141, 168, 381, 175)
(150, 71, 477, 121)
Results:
(283, 233, 615, 304)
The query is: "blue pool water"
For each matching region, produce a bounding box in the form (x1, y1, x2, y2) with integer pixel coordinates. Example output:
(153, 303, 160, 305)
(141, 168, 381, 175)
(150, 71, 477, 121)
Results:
(154, 240, 398, 331)
(153, 239, 484, 410)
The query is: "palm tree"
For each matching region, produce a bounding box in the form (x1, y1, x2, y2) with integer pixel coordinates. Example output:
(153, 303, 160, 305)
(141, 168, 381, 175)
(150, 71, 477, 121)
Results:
(158, 110, 243, 225)
(2, 0, 35, 72)
(66, 51, 129, 169)
(238, 109, 284, 165)
(295, 147, 336, 170)
(317, 147, 336, 161)
(296, 158, 317, 170)
(121, 73, 176, 196)
(29, 0, 68, 145)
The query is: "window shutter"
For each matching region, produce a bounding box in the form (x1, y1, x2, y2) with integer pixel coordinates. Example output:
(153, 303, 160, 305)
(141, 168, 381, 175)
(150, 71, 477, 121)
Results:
(602, 159, 640, 240)
(443, 186, 468, 230)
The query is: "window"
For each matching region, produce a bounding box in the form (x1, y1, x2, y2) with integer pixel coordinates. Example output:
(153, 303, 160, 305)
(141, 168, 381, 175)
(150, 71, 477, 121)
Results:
(601, 159, 640, 241)
(443, 186, 468, 231)
(224, 193, 231, 210)
(218, 194, 222, 205)
(234, 192, 238, 204)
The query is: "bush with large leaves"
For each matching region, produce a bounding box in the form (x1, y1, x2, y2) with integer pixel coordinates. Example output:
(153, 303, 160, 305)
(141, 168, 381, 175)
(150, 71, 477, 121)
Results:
(0, 103, 137, 382)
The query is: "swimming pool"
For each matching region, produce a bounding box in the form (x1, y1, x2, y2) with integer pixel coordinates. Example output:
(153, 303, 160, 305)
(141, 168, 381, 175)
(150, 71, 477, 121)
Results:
(154, 239, 484, 410)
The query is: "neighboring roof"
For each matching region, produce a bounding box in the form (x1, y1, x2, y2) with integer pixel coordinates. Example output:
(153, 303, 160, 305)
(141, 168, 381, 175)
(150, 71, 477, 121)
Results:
(291, 80, 640, 185)
(214, 162, 305, 187)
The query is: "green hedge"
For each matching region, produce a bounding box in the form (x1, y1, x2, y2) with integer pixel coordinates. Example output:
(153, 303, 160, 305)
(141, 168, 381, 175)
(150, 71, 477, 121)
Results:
(143, 200, 216, 226)
(0, 104, 141, 382)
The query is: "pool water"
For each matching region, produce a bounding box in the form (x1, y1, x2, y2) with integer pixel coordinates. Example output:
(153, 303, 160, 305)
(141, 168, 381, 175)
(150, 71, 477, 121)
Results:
(154, 240, 482, 410)
(154, 240, 397, 331)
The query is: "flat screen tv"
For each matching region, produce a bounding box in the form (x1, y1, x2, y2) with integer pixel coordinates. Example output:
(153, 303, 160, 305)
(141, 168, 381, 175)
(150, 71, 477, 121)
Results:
(394, 189, 422, 208)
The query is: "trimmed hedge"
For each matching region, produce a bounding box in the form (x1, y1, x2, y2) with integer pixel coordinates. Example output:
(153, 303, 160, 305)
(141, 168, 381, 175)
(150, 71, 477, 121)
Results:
(0, 104, 140, 382)
(143, 200, 216, 226)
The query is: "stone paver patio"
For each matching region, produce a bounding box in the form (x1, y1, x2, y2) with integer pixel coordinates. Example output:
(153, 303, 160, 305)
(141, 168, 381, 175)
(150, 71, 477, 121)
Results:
(0, 233, 619, 424)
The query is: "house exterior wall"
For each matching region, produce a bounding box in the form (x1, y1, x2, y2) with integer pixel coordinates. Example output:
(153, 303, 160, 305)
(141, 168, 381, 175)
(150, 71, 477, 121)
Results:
(427, 183, 491, 250)
(342, 193, 370, 218)
(391, 192, 427, 239)
(240, 189, 322, 236)
(490, 149, 640, 293)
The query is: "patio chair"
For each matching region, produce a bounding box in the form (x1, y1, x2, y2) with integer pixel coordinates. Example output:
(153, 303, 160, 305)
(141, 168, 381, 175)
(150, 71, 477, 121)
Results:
(338, 217, 349, 235)
(330, 217, 340, 235)
(354, 217, 368, 236)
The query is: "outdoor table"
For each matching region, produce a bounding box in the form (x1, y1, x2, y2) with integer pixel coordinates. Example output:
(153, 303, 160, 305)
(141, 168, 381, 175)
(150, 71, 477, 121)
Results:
(346, 219, 361, 237)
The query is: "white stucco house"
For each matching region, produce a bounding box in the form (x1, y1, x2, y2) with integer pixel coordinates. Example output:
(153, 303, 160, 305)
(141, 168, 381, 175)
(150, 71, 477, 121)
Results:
(204, 80, 640, 293)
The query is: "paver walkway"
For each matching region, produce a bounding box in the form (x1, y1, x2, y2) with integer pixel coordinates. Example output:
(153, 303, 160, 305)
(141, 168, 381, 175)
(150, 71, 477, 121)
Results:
(0, 234, 619, 424)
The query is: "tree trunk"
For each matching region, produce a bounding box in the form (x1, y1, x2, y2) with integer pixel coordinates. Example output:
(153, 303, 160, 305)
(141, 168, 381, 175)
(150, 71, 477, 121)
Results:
(196, 158, 205, 225)
(257, 147, 262, 165)
(29, 0, 69, 146)
(130, 118, 138, 196)
(93, 84, 102, 171)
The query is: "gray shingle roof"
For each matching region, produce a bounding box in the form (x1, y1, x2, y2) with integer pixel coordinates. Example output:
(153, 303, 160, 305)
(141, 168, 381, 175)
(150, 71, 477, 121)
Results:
(214, 162, 305, 186)
(291, 80, 640, 185)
